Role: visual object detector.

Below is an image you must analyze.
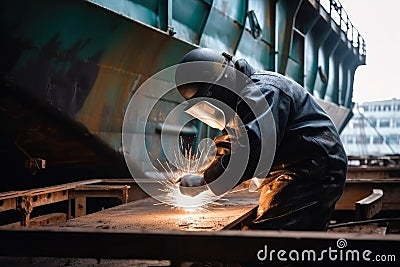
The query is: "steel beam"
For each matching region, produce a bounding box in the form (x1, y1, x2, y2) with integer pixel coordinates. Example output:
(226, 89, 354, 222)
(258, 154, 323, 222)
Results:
(2, 213, 67, 228)
(70, 185, 130, 204)
(0, 179, 134, 226)
(355, 189, 383, 221)
(347, 166, 400, 179)
(335, 178, 400, 211)
(0, 228, 398, 264)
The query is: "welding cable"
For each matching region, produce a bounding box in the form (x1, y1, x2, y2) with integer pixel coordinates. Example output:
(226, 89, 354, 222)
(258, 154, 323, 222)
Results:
(15, 140, 42, 174)
(328, 217, 400, 229)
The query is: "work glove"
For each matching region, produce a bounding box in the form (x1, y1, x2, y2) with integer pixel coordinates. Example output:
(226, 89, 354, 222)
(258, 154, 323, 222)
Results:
(178, 174, 207, 197)
(203, 134, 237, 195)
(178, 134, 234, 197)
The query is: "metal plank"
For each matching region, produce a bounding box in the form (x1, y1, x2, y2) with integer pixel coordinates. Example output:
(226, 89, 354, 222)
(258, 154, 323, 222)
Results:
(59, 189, 259, 231)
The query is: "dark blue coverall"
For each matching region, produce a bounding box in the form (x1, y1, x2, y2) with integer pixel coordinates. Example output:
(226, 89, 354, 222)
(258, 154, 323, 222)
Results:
(203, 58, 347, 231)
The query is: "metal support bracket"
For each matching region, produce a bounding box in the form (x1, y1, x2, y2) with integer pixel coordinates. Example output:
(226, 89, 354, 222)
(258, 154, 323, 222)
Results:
(1, 180, 131, 226)
(355, 188, 383, 220)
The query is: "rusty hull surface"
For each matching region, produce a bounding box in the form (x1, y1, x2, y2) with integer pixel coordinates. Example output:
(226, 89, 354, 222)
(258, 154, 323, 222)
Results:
(59, 189, 259, 232)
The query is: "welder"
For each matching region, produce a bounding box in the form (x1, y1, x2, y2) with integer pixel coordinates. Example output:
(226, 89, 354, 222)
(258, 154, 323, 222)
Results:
(175, 48, 347, 231)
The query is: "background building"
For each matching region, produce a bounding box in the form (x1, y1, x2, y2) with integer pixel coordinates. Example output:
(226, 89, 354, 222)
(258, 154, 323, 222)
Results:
(340, 99, 400, 156)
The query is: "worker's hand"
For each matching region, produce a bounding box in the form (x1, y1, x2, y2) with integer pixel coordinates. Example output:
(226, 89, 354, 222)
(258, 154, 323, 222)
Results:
(178, 174, 207, 197)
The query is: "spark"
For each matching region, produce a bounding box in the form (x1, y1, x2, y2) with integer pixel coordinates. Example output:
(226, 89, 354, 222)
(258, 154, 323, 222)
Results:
(155, 137, 221, 210)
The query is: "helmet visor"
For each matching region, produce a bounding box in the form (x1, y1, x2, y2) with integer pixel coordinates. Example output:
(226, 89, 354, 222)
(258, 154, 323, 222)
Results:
(185, 100, 226, 130)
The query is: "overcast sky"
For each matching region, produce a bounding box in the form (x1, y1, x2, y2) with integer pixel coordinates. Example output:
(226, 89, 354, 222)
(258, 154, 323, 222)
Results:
(339, 0, 400, 104)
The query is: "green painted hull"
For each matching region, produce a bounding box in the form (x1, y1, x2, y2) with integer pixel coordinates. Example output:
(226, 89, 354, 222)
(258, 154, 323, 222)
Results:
(0, 0, 365, 186)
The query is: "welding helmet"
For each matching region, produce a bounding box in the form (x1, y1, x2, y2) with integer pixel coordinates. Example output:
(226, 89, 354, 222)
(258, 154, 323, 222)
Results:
(175, 48, 239, 130)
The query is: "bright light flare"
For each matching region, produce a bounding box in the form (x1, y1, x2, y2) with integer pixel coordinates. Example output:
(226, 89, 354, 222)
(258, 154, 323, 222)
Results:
(156, 138, 220, 210)
(158, 178, 220, 210)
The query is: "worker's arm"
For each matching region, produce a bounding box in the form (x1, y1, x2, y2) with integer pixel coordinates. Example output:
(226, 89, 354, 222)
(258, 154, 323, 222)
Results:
(178, 134, 239, 196)
(181, 59, 294, 195)
(203, 126, 261, 185)
(183, 97, 291, 196)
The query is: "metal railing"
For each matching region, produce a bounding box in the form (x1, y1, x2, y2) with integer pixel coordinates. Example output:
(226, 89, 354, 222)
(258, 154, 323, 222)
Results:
(318, 0, 366, 56)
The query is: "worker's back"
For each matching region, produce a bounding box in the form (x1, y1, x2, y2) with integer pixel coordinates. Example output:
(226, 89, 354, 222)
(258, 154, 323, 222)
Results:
(235, 58, 347, 230)
(235, 58, 347, 175)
